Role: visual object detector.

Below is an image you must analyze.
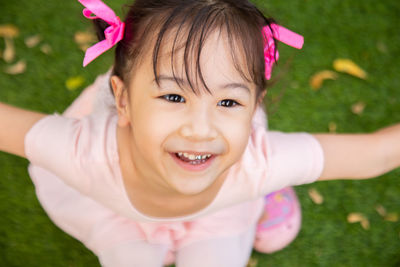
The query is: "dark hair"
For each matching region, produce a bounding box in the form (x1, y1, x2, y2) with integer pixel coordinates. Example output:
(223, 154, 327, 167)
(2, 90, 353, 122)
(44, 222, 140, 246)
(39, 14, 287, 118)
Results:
(94, 0, 275, 98)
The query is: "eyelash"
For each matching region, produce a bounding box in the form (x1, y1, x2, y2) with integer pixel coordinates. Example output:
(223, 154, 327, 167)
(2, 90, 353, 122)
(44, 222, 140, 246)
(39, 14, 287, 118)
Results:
(160, 94, 241, 107)
(217, 99, 240, 107)
(161, 94, 185, 103)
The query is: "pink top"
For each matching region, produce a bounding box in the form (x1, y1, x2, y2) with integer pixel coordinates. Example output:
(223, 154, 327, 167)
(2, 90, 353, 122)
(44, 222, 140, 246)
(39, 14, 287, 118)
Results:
(25, 106, 324, 223)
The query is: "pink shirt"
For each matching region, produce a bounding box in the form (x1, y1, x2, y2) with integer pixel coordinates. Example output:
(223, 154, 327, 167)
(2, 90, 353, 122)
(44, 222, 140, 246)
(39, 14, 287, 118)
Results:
(25, 107, 324, 223)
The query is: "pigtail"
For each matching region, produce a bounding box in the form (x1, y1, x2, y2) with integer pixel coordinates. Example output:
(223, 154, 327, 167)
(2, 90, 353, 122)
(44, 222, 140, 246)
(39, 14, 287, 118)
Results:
(91, 18, 115, 94)
(92, 18, 110, 41)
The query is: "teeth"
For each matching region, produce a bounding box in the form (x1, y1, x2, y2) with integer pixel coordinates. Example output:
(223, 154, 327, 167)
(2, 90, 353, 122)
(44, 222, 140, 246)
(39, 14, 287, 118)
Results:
(176, 152, 212, 161)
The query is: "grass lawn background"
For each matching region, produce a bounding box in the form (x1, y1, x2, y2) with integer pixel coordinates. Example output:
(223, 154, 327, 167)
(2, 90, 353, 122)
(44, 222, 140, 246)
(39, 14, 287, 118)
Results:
(0, 0, 399, 266)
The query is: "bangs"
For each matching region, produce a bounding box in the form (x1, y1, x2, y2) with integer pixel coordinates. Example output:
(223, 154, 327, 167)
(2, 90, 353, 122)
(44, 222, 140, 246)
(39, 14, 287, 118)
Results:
(151, 1, 269, 95)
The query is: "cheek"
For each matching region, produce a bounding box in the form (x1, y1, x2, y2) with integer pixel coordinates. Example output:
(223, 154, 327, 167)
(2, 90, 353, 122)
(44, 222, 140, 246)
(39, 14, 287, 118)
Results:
(132, 107, 178, 152)
(221, 115, 252, 159)
(231, 126, 251, 152)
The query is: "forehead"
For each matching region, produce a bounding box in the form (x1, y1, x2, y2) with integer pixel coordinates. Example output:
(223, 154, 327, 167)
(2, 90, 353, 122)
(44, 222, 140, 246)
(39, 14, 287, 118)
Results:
(150, 26, 255, 94)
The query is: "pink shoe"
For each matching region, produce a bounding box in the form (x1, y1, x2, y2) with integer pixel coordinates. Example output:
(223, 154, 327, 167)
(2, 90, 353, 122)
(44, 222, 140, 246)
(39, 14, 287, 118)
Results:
(253, 187, 301, 254)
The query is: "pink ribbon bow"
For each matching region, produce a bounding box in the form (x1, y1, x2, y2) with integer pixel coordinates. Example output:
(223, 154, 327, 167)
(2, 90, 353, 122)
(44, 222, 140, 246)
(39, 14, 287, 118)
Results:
(262, 24, 304, 80)
(78, 0, 125, 67)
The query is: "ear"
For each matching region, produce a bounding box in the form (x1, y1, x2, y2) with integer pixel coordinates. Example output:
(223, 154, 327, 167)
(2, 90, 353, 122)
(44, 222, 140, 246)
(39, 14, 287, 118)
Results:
(111, 75, 130, 127)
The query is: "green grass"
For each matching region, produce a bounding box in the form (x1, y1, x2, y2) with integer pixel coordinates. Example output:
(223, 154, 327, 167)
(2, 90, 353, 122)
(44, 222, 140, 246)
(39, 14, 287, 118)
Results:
(0, 0, 399, 266)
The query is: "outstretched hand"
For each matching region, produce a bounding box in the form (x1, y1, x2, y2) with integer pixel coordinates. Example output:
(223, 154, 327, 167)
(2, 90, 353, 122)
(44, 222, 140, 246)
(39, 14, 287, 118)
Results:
(315, 123, 400, 181)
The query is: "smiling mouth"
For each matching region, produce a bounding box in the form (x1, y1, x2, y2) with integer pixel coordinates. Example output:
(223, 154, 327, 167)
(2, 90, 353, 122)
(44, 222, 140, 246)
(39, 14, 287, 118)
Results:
(175, 152, 213, 165)
(170, 152, 215, 171)
(175, 152, 213, 164)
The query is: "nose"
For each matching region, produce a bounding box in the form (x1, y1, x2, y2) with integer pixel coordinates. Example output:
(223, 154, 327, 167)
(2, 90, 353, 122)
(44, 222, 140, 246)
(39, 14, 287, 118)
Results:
(180, 107, 218, 141)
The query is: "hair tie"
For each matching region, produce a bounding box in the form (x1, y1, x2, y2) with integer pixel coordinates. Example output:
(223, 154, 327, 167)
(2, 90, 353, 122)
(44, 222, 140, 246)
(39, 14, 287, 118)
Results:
(263, 24, 304, 80)
(78, 0, 125, 67)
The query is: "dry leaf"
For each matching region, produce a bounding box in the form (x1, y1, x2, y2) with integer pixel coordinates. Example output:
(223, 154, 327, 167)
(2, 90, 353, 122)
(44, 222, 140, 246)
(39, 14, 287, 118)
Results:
(308, 188, 324, 205)
(347, 212, 365, 223)
(40, 44, 52, 54)
(333, 59, 367, 80)
(25, 35, 41, 48)
(74, 31, 97, 51)
(4, 60, 26, 75)
(310, 70, 338, 90)
(66, 76, 85, 91)
(0, 24, 19, 38)
(74, 31, 97, 44)
(375, 205, 387, 217)
(347, 213, 365, 223)
(384, 213, 398, 222)
(3, 38, 15, 63)
(351, 101, 366, 115)
(328, 122, 337, 133)
(347, 213, 370, 230)
(246, 257, 258, 267)
(360, 219, 370, 230)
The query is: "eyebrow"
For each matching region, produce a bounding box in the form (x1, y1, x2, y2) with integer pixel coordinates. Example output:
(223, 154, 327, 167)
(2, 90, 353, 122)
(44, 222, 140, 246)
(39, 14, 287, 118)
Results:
(155, 75, 250, 94)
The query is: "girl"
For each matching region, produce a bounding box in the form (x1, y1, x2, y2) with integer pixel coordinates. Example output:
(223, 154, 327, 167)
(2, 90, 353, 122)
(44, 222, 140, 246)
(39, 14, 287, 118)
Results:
(1, 0, 399, 266)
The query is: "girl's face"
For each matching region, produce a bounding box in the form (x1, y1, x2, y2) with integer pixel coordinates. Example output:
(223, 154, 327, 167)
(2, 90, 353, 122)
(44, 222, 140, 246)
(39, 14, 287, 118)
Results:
(116, 30, 260, 196)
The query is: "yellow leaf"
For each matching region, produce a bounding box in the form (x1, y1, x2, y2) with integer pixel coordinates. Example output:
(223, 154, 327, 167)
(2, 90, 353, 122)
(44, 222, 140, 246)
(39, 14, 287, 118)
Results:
(40, 44, 52, 54)
(75, 31, 97, 51)
(384, 213, 398, 222)
(3, 38, 15, 63)
(351, 101, 366, 115)
(0, 24, 19, 38)
(347, 212, 365, 223)
(375, 205, 387, 217)
(4, 60, 26, 75)
(309, 70, 338, 90)
(333, 59, 367, 79)
(347, 213, 370, 230)
(308, 188, 324, 205)
(66, 76, 85, 91)
(360, 218, 370, 230)
(25, 35, 42, 48)
(74, 31, 97, 44)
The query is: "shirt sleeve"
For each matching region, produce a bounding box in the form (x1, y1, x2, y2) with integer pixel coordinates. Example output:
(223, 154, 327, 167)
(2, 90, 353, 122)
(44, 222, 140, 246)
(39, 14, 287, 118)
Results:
(247, 128, 325, 195)
(24, 114, 106, 195)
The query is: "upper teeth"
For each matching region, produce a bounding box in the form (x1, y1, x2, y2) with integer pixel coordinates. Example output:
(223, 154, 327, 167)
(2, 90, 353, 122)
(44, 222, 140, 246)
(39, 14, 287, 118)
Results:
(177, 152, 212, 160)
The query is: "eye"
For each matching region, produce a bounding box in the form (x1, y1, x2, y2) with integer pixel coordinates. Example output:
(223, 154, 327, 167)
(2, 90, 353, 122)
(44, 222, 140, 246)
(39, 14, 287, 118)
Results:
(217, 99, 240, 107)
(161, 94, 185, 103)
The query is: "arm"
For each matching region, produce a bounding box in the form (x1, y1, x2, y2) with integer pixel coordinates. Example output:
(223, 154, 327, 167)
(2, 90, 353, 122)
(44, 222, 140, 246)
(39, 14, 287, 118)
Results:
(0, 102, 47, 158)
(314, 123, 400, 180)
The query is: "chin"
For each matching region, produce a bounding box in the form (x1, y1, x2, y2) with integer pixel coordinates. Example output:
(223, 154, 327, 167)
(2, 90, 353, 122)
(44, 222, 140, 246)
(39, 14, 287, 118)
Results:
(170, 176, 216, 196)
